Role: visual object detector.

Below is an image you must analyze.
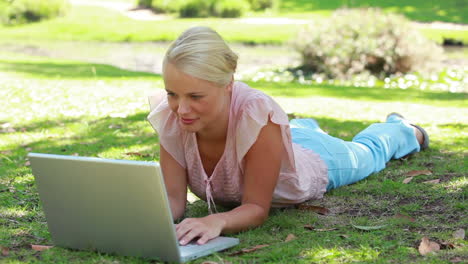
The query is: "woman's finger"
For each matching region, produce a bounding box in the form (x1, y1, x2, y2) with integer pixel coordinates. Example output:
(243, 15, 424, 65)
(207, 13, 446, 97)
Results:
(179, 227, 204, 245)
(196, 232, 213, 245)
(175, 219, 195, 240)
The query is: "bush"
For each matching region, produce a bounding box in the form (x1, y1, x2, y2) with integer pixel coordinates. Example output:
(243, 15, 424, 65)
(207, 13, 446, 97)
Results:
(213, 0, 249, 18)
(138, 0, 249, 18)
(150, 0, 184, 13)
(247, 0, 276, 11)
(292, 8, 443, 79)
(179, 0, 248, 18)
(137, 0, 152, 8)
(0, 0, 68, 25)
(178, 0, 213, 18)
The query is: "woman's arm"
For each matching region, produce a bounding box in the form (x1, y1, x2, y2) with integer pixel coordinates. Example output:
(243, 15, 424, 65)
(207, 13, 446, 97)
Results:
(160, 144, 188, 220)
(176, 120, 284, 244)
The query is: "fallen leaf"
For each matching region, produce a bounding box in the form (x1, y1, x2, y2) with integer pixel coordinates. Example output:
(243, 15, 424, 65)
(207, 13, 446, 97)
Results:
(285, 234, 296, 242)
(297, 204, 330, 215)
(422, 179, 440, 184)
(303, 224, 315, 230)
(228, 244, 269, 256)
(1, 246, 9, 256)
(440, 241, 455, 250)
(394, 213, 415, 222)
(351, 224, 387, 231)
(339, 234, 349, 239)
(24, 161, 31, 166)
(404, 170, 432, 177)
(453, 229, 465, 240)
(201, 261, 219, 264)
(314, 228, 338, 232)
(31, 245, 54, 251)
(72, 153, 79, 156)
(402, 177, 413, 184)
(418, 237, 440, 255)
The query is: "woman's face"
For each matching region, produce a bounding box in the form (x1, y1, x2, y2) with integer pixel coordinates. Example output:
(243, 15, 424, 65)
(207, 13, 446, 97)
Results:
(163, 62, 231, 134)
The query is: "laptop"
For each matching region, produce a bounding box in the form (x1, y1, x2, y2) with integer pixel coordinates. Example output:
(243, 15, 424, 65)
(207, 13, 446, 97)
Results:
(28, 153, 239, 263)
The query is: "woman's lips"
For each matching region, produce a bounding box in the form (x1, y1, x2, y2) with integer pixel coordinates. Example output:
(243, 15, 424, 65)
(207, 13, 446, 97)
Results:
(180, 117, 197, 125)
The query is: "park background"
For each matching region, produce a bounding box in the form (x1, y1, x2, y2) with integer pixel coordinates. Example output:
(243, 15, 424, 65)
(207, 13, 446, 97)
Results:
(0, 0, 467, 263)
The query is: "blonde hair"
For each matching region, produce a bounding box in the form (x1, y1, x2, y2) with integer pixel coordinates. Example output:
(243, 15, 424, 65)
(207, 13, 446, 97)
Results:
(163, 26, 238, 87)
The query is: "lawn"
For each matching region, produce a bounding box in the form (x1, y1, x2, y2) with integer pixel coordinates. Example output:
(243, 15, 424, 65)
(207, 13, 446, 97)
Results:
(0, 50, 467, 263)
(0, 1, 467, 45)
(280, 0, 468, 23)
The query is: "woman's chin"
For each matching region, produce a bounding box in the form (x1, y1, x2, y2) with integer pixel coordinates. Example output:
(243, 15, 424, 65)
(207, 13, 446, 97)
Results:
(179, 121, 200, 132)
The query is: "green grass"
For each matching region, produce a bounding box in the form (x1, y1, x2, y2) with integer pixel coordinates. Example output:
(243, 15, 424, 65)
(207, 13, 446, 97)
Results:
(279, 0, 468, 23)
(0, 3, 466, 45)
(0, 6, 296, 44)
(1, 52, 467, 263)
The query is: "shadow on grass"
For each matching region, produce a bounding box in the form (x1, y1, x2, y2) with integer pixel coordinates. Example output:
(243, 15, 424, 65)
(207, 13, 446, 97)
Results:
(0, 60, 160, 79)
(255, 81, 468, 107)
(0, 113, 373, 182)
(280, 0, 468, 23)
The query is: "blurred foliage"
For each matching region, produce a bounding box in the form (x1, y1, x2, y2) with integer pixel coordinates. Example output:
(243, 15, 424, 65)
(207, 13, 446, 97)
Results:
(0, 0, 68, 25)
(292, 8, 444, 79)
(147, 0, 184, 13)
(247, 0, 277, 11)
(280, 0, 468, 23)
(213, 0, 250, 18)
(137, 0, 273, 17)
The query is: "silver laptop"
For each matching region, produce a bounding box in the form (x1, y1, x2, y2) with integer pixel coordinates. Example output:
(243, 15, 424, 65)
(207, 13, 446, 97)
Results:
(28, 153, 239, 263)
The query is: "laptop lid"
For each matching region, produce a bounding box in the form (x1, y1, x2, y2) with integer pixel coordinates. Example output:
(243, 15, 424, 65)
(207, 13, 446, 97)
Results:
(28, 153, 186, 262)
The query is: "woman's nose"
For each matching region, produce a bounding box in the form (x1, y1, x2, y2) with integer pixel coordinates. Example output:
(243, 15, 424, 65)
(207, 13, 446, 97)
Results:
(177, 99, 191, 115)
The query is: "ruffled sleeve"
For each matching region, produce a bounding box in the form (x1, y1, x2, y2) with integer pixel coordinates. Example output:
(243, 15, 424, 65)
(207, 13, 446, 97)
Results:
(234, 84, 296, 173)
(147, 90, 186, 168)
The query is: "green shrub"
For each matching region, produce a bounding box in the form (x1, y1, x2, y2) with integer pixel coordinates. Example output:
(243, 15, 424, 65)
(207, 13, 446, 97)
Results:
(213, 0, 249, 18)
(150, 0, 184, 13)
(292, 8, 443, 79)
(137, 0, 152, 8)
(248, 0, 281, 11)
(136, 0, 249, 18)
(247, 0, 276, 11)
(0, 0, 68, 25)
(179, 0, 213, 18)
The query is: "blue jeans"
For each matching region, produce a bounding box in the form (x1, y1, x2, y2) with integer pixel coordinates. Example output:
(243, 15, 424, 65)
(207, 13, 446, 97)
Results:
(290, 115, 420, 191)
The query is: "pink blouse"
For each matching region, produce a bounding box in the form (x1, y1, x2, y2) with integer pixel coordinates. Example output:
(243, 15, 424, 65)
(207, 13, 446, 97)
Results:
(147, 82, 328, 212)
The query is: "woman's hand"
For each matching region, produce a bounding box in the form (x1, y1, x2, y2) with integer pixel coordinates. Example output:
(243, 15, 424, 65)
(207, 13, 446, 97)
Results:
(176, 214, 226, 245)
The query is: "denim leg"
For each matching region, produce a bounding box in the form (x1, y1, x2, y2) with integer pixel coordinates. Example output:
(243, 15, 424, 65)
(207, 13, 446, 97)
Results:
(290, 118, 420, 191)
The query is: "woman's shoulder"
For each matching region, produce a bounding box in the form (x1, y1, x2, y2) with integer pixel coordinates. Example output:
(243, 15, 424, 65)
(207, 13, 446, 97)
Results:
(232, 81, 273, 108)
(232, 81, 289, 126)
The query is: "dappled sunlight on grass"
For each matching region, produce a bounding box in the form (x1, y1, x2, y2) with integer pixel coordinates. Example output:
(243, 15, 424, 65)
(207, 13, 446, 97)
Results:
(0, 59, 160, 79)
(444, 177, 468, 194)
(0, 76, 162, 123)
(0, 207, 29, 218)
(254, 81, 468, 107)
(303, 245, 380, 263)
(0, 55, 466, 263)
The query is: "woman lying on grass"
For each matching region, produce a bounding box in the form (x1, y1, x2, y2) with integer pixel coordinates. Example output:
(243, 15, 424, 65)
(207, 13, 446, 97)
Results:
(147, 26, 429, 246)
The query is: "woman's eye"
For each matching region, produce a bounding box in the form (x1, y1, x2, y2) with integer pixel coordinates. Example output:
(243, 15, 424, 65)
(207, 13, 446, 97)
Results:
(191, 95, 202, 99)
(167, 92, 176, 97)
